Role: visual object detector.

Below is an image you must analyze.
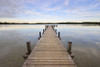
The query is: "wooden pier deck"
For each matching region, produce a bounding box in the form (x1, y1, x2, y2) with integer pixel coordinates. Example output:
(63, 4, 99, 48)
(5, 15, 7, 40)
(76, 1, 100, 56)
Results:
(22, 25, 77, 67)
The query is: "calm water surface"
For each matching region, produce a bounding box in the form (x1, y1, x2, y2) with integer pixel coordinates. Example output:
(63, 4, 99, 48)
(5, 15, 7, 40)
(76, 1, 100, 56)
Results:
(0, 24, 44, 67)
(56, 24, 100, 67)
(0, 24, 100, 67)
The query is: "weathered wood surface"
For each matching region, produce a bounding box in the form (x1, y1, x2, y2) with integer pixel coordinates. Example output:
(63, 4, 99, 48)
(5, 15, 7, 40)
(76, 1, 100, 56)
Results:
(22, 25, 77, 67)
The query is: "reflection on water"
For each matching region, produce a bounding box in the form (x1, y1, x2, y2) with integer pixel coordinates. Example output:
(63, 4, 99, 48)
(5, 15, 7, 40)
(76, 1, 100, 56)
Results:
(56, 24, 100, 67)
(0, 24, 100, 67)
(0, 24, 44, 67)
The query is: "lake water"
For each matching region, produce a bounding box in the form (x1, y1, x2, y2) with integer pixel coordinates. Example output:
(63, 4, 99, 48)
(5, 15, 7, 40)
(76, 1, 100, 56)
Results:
(0, 24, 100, 67)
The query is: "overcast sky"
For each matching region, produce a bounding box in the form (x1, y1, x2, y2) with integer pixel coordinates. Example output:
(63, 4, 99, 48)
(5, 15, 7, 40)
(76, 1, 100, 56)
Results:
(0, 0, 100, 23)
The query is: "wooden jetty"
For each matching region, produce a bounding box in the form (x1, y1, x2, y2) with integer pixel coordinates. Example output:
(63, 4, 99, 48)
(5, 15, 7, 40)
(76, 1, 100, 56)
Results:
(22, 25, 77, 67)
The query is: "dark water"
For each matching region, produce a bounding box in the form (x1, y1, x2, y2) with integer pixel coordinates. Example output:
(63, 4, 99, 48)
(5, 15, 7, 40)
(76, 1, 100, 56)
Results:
(0, 24, 100, 67)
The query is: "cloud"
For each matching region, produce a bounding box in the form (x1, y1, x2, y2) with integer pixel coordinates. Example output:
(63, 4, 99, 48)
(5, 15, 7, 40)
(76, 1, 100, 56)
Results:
(0, 0, 59, 18)
(31, 0, 60, 11)
(0, 0, 100, 22)
(64, 0, 69, 6)
(0, 0, 24, 18)
(0, 0, 37, 18)
(63, 0, 100, 17)
(71, 12, 100, 18)
(24, 10, 41, 16)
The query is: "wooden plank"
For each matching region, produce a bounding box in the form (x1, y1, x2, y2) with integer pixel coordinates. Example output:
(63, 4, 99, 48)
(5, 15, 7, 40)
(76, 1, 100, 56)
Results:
(24, 59, 75, 64)
(28, 56, 71, 60)
(23, 64, 77, 67)
(30, 52, 69, 56)
(22, 25, 77, 67)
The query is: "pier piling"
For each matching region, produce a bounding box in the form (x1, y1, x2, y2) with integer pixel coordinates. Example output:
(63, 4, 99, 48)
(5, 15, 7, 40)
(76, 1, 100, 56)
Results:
(43, 29, 44, 34)
(58, 32, 61, 40)
(38, 32, 41, 40)
(26, 42, 31, 55)
(67, 41, 72, 54)
(23, 42, 31, 59)
(67, 41, 74, 59)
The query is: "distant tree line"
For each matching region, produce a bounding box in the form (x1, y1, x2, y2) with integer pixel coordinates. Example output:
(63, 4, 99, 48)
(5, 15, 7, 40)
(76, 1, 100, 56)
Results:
(0, 22, 100, 24)
(0, 22, 29, 24)
(57, 22, 100, 24)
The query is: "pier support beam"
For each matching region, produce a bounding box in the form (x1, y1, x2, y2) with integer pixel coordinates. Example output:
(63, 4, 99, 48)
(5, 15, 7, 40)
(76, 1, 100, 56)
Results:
(42, 29, 44, 34)
(26, 42, 31, 55)
(38, 32, 41, 40)
(58, 32, 61, 40)
(23, 42, 31, 59)
(67, 41, 75, 59)
(67, 41, 72, 54)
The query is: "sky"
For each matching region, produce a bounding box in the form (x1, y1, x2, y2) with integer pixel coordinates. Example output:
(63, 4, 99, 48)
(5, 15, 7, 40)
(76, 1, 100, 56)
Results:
(0, 0, 100, 23)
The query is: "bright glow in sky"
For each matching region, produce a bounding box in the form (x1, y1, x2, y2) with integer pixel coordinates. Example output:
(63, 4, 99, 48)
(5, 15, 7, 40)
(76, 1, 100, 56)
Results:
(0, 0, 100, 23)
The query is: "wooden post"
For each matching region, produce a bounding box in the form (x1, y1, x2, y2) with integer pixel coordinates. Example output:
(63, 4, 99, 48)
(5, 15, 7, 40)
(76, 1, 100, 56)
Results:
(42, 29, 44, 34)
(51, 25, 54, 30)
(39, 32, 41, 38)
(45, 25, 46, 31)
(47, 25, 48, 28)
(38, 32, 41, 40)
(67, 41, 72, 54)
(58, 32, 61, 40)
(26, 42, 31, 55)
(23, 42, 31, 59)
(45, 25, 48, 31)
(67, 41, 75, 59)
